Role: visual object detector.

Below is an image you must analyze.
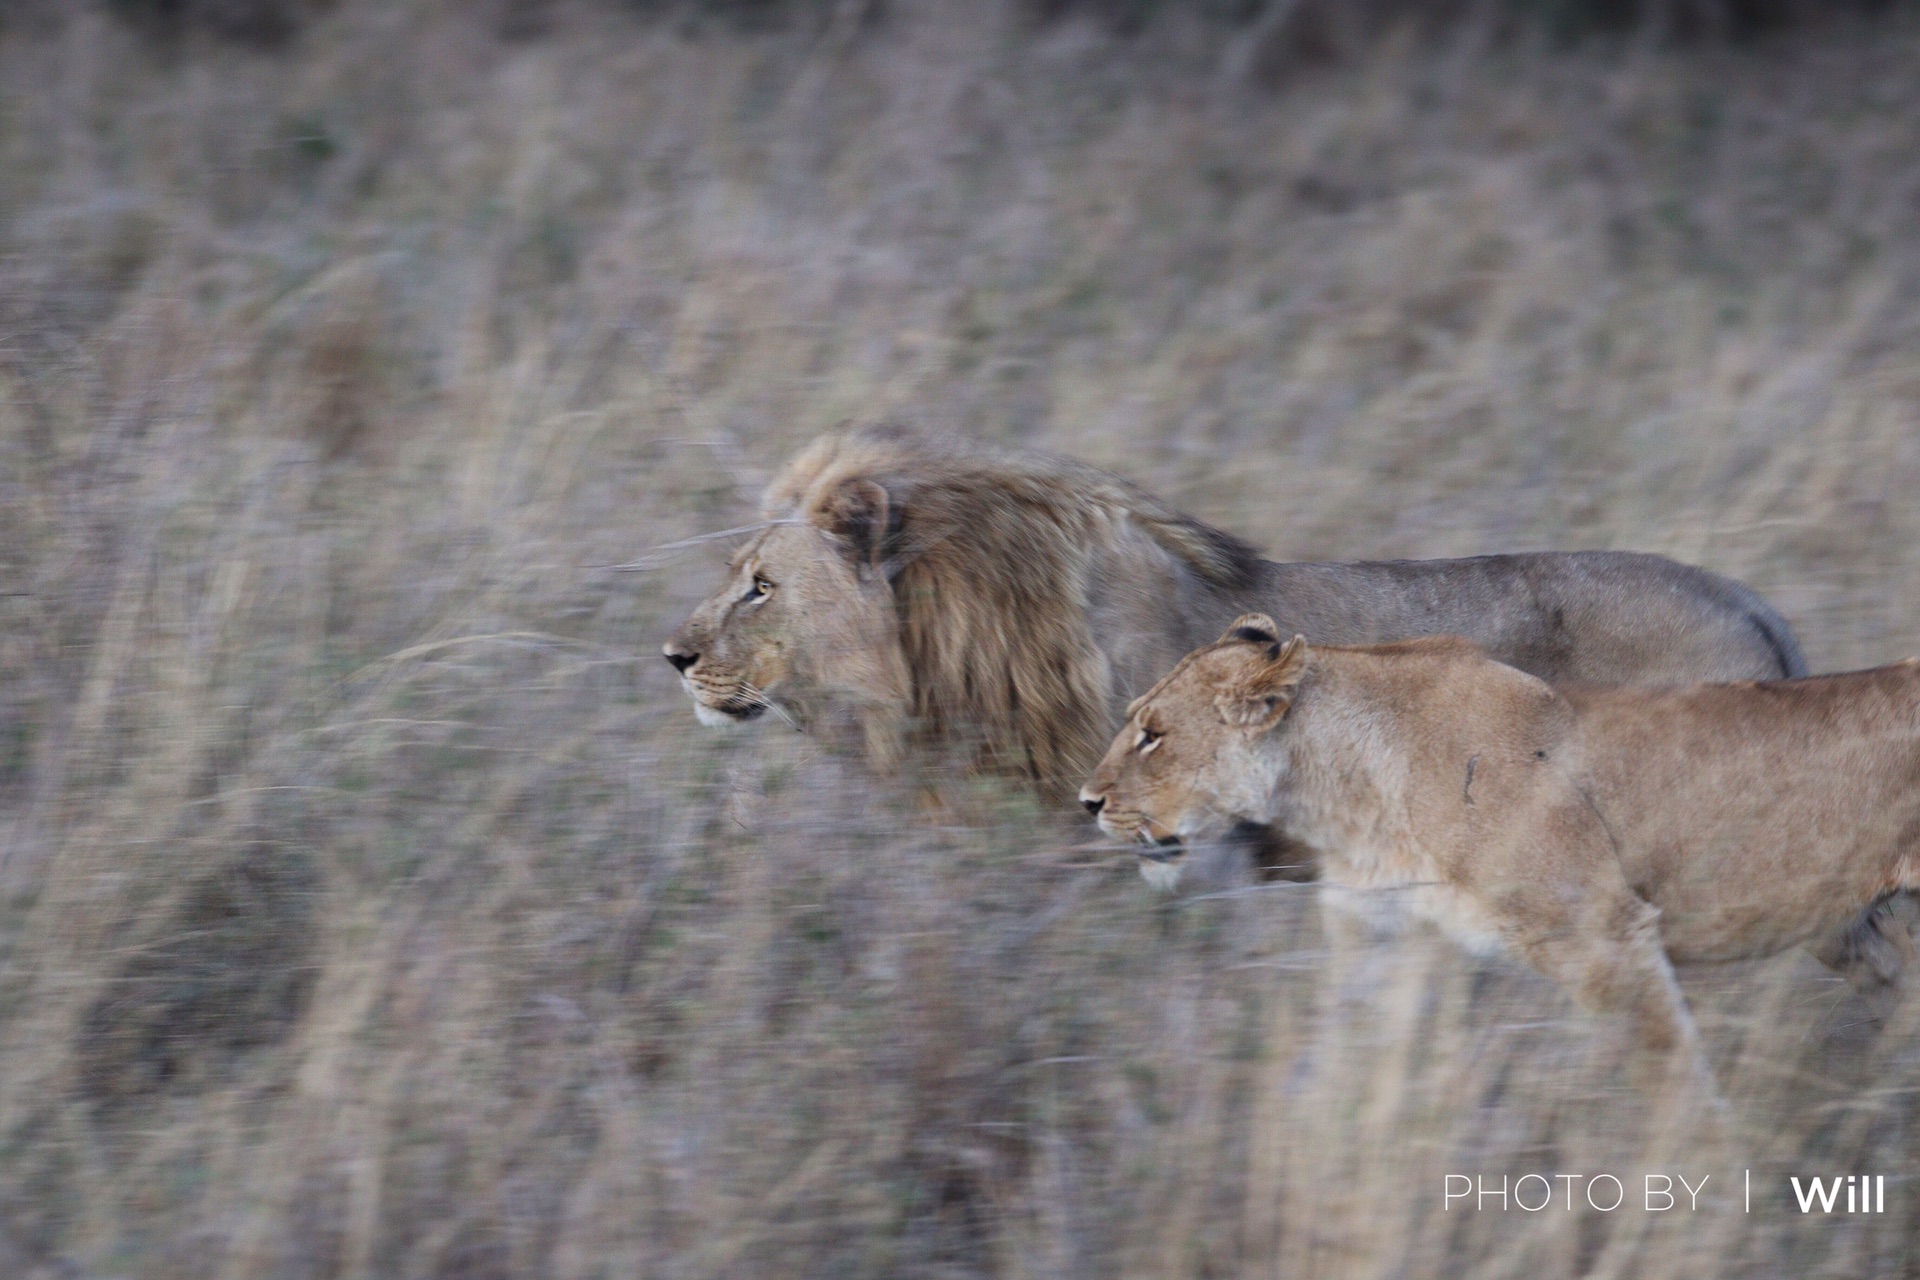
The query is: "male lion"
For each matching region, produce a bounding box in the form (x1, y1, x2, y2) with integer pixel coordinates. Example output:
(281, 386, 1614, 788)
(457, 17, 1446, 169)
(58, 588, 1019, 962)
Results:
(1078, 616, 1920, 1061)
(663, 427, 1805, 795)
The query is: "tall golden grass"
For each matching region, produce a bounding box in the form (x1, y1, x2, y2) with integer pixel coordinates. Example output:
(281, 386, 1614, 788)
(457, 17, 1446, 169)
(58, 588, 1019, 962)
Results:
(1, 3, 1917, 1276)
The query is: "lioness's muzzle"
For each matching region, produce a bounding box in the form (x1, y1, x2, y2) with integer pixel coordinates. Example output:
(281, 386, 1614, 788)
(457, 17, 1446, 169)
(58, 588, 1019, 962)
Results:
(1137, 833, 1185, 862)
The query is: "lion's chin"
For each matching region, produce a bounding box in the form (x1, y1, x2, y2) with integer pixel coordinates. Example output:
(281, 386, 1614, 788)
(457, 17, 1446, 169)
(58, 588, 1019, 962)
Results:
(691, 699, 766, 728)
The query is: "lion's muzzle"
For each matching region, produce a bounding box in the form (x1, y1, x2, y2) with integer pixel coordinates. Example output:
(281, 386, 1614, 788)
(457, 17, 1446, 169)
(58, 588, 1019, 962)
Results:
(665, 644, 770, 725)
(684, 682, 768, 726)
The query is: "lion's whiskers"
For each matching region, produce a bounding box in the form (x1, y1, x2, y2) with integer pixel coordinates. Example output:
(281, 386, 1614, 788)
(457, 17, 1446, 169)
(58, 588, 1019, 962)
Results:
(736, 681, 800, 730)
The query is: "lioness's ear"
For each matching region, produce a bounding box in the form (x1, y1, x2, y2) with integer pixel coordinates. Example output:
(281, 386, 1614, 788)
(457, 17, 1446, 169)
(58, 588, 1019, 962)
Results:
(1216, 634, 1309, 732)
(1221, 613, 1280, 646)
(815, 478, 900, 572)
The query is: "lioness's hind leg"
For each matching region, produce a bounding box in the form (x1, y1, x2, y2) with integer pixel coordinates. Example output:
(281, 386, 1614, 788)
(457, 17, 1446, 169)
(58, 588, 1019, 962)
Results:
(1808, 893, 1918, 995)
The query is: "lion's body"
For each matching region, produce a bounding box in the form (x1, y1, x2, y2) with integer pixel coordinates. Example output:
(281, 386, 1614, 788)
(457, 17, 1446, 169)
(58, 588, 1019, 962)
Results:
(1079, 622, 1920, 1057)
(666, 428, 1805, 795)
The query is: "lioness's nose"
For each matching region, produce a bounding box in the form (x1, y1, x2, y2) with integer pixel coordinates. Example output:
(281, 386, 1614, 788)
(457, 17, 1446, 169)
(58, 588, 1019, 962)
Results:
(663, 643, 698, 674)
(1080, 791, 1106, 817)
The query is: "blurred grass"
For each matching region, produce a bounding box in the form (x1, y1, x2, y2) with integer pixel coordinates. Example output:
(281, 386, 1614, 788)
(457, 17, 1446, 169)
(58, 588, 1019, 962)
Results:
(2, 2, 1919, 1277)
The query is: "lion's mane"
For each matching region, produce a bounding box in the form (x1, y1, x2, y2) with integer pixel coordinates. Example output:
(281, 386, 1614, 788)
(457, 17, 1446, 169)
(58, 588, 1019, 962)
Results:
(762, 427, 1260, 787)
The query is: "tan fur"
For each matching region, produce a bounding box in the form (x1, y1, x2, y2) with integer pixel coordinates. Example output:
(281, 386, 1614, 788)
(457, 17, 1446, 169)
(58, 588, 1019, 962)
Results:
(1080, 617, 1920, 1060)
(665, 427, 1807, 796)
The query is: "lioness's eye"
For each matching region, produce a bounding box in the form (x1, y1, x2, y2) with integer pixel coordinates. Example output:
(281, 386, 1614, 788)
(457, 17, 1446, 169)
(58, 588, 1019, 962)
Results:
(746, 576, 774, 601)
(1136, 729, 1162, 755)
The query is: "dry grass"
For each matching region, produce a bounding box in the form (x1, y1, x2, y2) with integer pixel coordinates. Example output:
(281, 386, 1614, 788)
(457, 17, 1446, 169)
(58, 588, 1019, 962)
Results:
(2, 3, 1919, 1276)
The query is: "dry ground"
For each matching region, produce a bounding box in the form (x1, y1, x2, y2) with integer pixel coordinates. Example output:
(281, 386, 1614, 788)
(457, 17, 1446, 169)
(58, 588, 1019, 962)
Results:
(2, 2, 1919, 1276)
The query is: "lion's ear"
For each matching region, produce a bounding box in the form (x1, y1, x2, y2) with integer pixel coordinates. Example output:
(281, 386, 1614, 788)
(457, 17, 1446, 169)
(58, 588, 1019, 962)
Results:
(1216, 634, 1309, 733)
(1220, 613, 1280, 646)
(815, 478, 901, 572)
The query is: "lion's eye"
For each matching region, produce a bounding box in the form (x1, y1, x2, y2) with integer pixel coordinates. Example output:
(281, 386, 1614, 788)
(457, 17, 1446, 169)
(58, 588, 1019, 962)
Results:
(745, 576, 774, 602)
(1136, 730, 1162, 755)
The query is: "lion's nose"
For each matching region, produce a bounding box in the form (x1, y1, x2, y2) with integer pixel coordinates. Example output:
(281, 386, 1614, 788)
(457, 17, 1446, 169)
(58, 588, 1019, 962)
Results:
(1080, 792, 1105, 817)
(663, 643, 698, 674)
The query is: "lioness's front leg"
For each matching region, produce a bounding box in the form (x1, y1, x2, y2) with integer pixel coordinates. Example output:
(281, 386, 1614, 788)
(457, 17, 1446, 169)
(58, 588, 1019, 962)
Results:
(1474, 796, 1714, 1090)
(1508, 896, 1699, 1057)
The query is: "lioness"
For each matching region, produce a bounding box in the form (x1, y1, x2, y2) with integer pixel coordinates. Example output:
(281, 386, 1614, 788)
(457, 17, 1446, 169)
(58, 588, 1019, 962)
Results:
(664, 427, 1804, 793)
(1079, 616, 1920, 1057)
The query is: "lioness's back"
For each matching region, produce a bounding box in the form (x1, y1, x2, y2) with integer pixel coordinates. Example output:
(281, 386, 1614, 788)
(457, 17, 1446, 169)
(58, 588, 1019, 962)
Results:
(1564, 661, 1920, 770)
(1563, 661, 1920, 960)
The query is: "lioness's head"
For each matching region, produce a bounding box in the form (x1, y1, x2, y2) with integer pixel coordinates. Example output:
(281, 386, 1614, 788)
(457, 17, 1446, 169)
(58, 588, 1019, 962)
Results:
(1080, 614, 1308, 887)
(663, 475, 910, 751)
